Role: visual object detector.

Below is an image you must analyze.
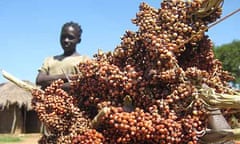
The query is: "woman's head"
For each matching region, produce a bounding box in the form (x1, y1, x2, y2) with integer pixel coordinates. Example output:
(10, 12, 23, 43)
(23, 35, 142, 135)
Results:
(60, 21, 82, 55)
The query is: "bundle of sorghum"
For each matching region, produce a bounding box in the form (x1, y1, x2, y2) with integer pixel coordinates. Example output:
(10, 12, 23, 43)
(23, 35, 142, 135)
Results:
(32, 0, 236, 143)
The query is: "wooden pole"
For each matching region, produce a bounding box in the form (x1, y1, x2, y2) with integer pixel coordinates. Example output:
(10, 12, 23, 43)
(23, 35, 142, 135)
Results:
(11, 106, 16, 134)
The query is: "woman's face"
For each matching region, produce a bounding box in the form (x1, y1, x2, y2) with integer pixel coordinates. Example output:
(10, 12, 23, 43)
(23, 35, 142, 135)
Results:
(60, 26, 80, 54)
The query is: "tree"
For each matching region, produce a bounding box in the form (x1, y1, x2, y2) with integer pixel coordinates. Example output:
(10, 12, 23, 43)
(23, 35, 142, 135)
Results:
(214, 40, 240, 84)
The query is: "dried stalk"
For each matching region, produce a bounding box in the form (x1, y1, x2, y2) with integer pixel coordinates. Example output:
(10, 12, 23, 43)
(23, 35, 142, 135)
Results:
(91, 107, 110, 129)
(1, 69, 43, 92)
(192, 0, 224, 18)
(198, 84, 240, 109)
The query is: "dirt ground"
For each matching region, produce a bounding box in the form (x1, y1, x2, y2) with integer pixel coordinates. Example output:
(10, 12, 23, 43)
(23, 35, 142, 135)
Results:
(0, 133, 41, 144)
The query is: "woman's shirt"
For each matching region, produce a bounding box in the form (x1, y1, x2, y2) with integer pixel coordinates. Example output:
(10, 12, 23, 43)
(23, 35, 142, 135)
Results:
(38, 55, 89, 75)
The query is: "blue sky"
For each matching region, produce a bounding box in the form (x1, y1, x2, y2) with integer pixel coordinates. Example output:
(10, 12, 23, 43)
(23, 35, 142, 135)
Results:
(0, 0, 239, 83)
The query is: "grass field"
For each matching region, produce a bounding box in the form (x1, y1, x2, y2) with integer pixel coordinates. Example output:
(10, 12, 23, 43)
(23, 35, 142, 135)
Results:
(0, 134, 41, 144)
(0, 135, 21, 143)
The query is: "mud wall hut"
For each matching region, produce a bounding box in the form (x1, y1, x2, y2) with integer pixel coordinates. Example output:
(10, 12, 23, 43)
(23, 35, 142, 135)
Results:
(0, 81, 41, 134)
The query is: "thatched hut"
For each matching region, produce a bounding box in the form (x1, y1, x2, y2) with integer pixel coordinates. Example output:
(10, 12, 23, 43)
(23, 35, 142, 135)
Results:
(0, 81, 41, 134)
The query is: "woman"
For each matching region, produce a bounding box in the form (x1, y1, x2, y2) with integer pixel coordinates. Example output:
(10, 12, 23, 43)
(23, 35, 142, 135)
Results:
(36, 21, 89, 90)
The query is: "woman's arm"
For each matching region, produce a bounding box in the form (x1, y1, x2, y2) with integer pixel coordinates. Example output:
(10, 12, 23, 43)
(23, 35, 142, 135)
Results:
(36, 71, 68, 89)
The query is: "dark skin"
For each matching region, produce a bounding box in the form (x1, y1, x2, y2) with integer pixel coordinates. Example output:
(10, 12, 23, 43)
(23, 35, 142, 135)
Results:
(36, 25, 81, 90)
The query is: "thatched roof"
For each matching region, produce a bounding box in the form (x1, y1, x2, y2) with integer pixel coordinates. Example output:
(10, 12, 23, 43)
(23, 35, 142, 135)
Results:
(0, 81, 34, 110)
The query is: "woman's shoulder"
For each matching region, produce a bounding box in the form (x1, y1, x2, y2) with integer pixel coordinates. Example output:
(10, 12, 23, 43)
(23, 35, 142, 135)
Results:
(42, 56, 54, 62)
(42, 55, 65, 64)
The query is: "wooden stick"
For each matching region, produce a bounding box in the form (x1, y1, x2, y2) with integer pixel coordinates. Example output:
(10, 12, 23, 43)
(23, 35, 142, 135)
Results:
(11, 106, 17, 134)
